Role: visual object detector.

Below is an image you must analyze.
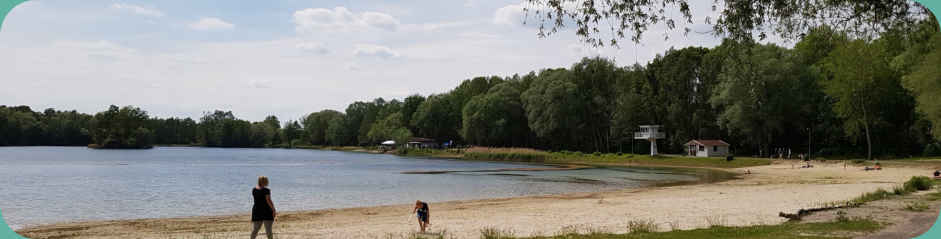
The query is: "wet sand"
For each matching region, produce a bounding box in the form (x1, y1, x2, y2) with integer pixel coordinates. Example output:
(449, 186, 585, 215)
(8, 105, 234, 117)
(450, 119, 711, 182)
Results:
(16, 161, 930, 239)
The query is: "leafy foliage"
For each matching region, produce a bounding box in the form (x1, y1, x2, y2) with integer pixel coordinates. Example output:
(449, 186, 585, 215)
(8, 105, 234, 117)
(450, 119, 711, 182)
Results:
(523, 0, 929, 46)
(90, 105, 153, 149)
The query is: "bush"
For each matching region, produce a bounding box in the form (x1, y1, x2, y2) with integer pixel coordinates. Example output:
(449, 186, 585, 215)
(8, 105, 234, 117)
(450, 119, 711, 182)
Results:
(893, 186, 910, 195)
(480, 227, 515, 239)
(627, 219, 659, 233)
(904, 176, 934, 191)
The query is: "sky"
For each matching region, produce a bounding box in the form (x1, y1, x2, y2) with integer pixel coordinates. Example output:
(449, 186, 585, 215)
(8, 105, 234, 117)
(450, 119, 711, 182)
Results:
(0, 0, 776, 121)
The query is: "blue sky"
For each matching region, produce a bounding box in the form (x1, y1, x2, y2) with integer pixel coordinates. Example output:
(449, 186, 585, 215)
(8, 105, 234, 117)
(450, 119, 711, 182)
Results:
(0, 0, 750, 121)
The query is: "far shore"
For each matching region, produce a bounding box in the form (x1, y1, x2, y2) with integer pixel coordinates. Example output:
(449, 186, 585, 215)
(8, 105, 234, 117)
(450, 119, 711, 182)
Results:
(16, 160, 933, 239)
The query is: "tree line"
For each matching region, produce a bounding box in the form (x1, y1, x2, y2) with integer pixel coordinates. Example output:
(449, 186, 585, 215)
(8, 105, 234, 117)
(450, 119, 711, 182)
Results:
(2, 22, 940, 158)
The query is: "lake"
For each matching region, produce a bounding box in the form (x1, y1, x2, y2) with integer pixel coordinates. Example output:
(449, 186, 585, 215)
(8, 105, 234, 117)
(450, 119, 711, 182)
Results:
(0, 146, 703, 229)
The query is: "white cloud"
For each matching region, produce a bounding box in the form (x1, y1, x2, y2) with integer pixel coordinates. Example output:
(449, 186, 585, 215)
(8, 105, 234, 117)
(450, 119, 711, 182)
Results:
(251, 79, 273, 89)
(493, 4, 523, 25)
(189, 17, 235, 31)
(568, 43, 603, 56)
(353, 44, 399, 59)
(293, 7, 400, 33)
(110, 3, 164, 17)
(53, 40, 138, 59)
(345, 63, 362, 71)
(295, 42, 329, 54)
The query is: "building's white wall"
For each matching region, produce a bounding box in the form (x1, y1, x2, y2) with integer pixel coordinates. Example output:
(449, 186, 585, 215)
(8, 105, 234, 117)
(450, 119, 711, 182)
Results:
(691, 145, 729, 157)
(706, 146, 729, 157)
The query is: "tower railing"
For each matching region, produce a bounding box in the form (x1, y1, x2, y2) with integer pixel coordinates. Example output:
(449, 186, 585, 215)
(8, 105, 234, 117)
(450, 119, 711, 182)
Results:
(633, 132, 665, 139)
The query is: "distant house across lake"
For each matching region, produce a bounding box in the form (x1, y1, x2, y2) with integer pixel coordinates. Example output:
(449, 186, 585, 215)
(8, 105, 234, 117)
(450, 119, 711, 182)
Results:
(685, 140, 731, 157)
(407, 137, 437, 149)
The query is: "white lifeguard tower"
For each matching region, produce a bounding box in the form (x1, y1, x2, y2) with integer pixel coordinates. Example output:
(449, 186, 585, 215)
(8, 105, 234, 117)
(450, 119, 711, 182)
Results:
(634, 125, 666, 155)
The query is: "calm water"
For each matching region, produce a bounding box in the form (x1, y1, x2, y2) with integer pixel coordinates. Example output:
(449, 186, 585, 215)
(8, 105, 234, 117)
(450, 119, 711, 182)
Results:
(0, 147, 700, 229)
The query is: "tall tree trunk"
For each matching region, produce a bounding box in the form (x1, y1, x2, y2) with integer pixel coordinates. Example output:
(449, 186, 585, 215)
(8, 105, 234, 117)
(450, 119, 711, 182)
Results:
(807, 125, 813, 160)
(864, 120, 872, 160)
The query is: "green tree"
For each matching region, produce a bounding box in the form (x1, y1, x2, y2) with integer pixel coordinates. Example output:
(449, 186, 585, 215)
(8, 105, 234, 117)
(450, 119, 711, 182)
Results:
(325, 114, 352, 146)
(821, 40, 903, 160)
(367, 112, 409, 143)
(401, 95, 426, 133)
(90, 105, 153, 149)
(263, 115, 282, 146)
(903, 34, 941, 140)
(610, 65, 654, 152)
(302, 110, 344, 145)
(461, 82, 530, 147)
(282, 120, 302, 147)
(521, 69, 580, 150)
(411, 94, 462, 142)
(711, 43, 807, 156)
(646, 47, 719, 153)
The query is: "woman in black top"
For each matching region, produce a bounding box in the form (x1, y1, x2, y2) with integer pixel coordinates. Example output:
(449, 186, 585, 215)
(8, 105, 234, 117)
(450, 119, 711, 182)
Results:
(251, 176, 276, 239)
(413, 200, 430, 233)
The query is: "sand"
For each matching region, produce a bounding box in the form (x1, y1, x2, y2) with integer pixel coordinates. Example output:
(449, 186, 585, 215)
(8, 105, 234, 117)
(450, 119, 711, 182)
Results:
(16, 161, 931, 239)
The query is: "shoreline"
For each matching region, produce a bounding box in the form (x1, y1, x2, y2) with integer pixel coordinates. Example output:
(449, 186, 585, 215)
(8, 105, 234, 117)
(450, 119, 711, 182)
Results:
(10, 163, 731, 232)
(16, 161, 930, 239)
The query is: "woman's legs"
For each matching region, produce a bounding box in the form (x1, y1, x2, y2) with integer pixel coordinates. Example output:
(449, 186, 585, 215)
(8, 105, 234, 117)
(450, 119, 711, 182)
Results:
(417, 216, 425, 232)
(263, 220, 273, 239)
(251, 221, 262, 239)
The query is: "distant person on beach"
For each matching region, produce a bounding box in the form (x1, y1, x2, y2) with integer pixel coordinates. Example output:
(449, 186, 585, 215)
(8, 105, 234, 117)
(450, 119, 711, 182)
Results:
(413, 200, 431, 233)
(251, 176, 276, 239)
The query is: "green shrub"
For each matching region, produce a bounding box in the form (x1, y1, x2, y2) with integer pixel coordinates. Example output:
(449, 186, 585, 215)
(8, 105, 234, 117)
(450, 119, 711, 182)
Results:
(627, 219, 659, 233)
(904, 176, 934, 191)
(893, 186, 911, 195)
(480, 227, 515, 239)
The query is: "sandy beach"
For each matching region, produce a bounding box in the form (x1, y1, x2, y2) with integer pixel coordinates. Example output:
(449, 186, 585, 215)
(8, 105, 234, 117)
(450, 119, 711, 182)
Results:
(16, 161, 933, 239)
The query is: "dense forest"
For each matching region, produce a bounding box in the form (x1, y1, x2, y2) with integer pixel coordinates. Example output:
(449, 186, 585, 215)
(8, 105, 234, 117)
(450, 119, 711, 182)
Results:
(2, 23, 940, 158)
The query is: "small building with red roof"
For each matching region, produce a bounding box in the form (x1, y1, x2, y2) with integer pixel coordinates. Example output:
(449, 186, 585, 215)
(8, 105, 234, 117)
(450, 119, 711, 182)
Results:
(685, 139, 731, 157)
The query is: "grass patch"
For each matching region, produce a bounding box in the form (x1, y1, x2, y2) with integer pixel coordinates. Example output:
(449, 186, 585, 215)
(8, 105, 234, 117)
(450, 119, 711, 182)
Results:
(848, 188, 891, 206)
(480, 227, 516, 239)
(523, 219, 881, 239)
(835, 210, 849, 222)
(462, 147, 771, 168)
(626, 220, 659, 233)
(398, 148, 462, 158)
(464, 148, 550, 162)
(925, 190, 941, 201)
(904, 201, 930, 212)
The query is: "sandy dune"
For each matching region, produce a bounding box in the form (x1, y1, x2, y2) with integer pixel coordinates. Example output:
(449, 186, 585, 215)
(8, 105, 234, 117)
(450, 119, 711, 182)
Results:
(17, 161, 930, 239)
